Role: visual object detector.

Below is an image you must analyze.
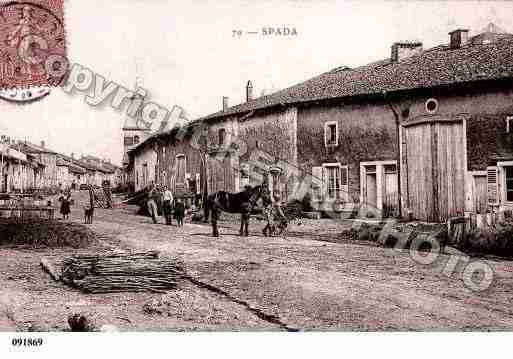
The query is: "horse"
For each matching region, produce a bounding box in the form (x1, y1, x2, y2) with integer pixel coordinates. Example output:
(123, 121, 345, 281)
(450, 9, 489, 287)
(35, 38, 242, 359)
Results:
(204, 184, 269, 237)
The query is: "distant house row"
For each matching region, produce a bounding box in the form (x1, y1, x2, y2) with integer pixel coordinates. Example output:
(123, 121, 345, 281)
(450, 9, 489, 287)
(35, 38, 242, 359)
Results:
(123, 24, 513, 222)
(0, 139, 121, 193)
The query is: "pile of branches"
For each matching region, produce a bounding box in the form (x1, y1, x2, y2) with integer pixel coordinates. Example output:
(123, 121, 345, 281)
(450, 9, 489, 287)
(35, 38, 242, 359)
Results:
(61, 251, 184, 294)
(0, 218, 97, 248)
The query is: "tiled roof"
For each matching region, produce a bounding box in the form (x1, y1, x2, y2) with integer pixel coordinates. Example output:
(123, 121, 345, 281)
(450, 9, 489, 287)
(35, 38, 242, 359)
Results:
(56, 157, 87, 174)
(200, 34, 513, 122)
(16, 142, 58, 154)
(129, 29, 513, 157)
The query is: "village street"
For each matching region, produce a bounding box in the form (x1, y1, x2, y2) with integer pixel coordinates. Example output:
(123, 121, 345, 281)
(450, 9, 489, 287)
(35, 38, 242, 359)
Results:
(2, 191, 513, 331)
(3, 191, 513, 331)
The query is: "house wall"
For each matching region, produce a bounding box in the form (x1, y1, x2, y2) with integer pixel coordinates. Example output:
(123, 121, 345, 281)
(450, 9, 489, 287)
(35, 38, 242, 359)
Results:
(297, 100, 398, 204)
(56, 166, 71, 189)
(1, 161, 37, 193)
(206, 107, 298, 197)
(38, 153, 58, 188)
(155, 136, 204, 195)
(296, 85, 513, 215)
(133, 144, 157, 191)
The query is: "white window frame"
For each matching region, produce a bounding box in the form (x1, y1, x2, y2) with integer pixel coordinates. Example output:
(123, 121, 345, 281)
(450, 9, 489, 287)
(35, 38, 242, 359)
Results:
(324, 121, 339, 147)
(498, 161, 513, 204)
(359, 160, 397, 211)
(506, 116, 513, 133)
(322, 162, 348, 201)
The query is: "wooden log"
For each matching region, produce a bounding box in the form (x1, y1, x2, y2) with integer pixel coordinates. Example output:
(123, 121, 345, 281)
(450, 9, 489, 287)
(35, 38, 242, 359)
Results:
(40, 257, 61, 281)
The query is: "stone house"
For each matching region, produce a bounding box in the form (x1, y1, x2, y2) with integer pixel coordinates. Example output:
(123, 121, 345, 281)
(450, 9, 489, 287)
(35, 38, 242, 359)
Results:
(17, 141, 59, 189)
(0, 143, 44, 192)
(56, 157, 87, 189)
(78, 155, 119, 187)
(129, 140, 158, 192)
(129, 24, 513, 222)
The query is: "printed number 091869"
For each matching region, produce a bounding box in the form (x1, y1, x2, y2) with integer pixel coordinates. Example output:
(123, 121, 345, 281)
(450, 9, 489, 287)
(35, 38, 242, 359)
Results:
(11, 338, 43, 347)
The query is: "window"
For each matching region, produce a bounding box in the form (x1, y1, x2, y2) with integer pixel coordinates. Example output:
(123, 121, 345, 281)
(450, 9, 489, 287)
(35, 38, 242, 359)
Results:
(124, 136, 134, 146)
(506, 116, 513, 133)
(384, 164, 396, 174)
(134, 135, 140, 144)
(218, 129, 226, 146)
(325, 166, 347, 199)
(425, 98, 439, 114)
(506, 166, 513, 202)
(365, 165, 376, 174)
(324, 121, 338, 146)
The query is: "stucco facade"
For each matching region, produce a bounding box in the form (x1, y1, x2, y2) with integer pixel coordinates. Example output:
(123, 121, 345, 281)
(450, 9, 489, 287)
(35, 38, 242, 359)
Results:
(133, 143, 158, 191)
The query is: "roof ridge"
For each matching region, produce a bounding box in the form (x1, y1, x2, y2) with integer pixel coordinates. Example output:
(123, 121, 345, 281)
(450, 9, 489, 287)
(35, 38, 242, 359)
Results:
(196, 35, 513, 123)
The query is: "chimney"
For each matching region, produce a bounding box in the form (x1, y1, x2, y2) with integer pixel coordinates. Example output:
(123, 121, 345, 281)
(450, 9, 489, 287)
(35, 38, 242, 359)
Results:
(222, 96, 229, 111)
(246, 80, 253, 102)
(391, 41, 423, 62)
(449, 29, 469, 49)
(71, 152, 74, 159)
(40, 140, 45, 148)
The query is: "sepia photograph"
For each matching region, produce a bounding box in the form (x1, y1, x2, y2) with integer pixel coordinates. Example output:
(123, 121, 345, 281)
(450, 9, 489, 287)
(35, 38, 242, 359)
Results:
(1, 0, 513, 356)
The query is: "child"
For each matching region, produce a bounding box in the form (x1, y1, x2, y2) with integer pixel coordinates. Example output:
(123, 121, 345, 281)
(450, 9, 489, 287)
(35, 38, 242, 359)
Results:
(60, 193, 71, 220)
(174, 198, 185, 227)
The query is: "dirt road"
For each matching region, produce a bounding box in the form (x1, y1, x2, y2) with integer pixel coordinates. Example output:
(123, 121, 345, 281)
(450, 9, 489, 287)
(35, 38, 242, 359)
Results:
(80, 192, 513, 331)
(2, 191, 513, 331)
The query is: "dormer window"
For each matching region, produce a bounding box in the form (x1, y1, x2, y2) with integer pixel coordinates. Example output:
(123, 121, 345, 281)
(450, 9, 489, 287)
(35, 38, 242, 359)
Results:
(506, 116, 513, 133)
(218, 128, 226, 146)
(324, 121, 338, 146)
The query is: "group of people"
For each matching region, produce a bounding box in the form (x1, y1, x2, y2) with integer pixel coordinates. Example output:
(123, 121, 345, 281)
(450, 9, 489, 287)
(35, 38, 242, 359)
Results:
(147, 184, 186, 226)
(146, 181, 288, 235)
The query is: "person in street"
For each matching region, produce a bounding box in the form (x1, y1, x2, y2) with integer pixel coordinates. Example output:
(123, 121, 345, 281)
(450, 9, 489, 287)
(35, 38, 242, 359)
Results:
(146, 183, 159, 224)
(262, 190, 286, 237)
(262, 187, 274, 237)
(162, 186, 174, 225)
(174, 198, 185, 227)
(60, 192, 71, 220)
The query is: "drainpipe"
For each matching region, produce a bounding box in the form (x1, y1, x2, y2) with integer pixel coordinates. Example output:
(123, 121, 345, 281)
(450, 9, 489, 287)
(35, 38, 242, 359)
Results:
(238, 110, 255, 122)
(383, 92, 403, 218)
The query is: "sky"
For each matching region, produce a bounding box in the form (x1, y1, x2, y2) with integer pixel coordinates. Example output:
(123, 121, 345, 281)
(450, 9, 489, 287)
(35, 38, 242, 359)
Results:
(1, 0, 513, 165)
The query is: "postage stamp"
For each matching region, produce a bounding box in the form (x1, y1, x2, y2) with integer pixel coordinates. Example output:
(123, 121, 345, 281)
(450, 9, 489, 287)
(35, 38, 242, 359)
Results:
(0, 0, 67, 90)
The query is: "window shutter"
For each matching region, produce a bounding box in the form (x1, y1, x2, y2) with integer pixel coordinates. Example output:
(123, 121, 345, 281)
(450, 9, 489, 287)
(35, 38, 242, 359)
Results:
(322, 167, 328, 198)
(341, 166, 349, 201)
(312, 166, 324, 200)
(487, 166, 498, 204)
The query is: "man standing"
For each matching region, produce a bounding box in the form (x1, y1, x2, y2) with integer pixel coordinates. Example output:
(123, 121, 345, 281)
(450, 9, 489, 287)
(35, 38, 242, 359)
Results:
(162, 186, 174, 225)
(147, 183, 159, 224)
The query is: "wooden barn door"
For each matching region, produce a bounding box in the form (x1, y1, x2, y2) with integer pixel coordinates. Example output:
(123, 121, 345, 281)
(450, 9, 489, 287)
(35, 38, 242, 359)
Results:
(402, 118, 466, 222)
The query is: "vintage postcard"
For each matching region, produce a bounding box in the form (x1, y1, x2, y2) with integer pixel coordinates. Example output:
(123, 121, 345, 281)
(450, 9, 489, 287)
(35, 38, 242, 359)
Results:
(1, 0, 513, 357)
